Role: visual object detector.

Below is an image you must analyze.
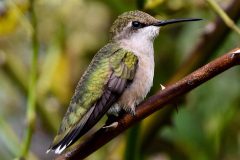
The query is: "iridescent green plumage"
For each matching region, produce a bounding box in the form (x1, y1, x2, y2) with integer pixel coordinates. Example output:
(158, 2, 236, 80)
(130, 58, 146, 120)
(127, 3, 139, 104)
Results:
(49, 42, 138, 151)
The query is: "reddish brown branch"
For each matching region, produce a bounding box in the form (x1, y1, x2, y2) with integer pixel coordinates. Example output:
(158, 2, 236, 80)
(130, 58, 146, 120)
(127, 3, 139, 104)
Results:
(55, 48, 240, 160)
(140, 0, 240, 148)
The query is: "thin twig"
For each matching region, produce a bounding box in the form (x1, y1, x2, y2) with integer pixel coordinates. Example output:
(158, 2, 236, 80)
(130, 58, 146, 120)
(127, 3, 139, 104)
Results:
(206, 0, 240, 36)
(56, 48, 240, 160)
(19, 0, 39, 158)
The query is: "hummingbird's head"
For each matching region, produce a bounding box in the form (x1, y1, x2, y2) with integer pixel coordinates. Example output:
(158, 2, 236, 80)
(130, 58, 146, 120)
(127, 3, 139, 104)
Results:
(109, 10, 201, 42)
(109, 10, 159, 42)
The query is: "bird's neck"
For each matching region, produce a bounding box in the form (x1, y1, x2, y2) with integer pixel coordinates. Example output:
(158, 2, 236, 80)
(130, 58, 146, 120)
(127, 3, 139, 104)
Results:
(117, 37, 154, 57)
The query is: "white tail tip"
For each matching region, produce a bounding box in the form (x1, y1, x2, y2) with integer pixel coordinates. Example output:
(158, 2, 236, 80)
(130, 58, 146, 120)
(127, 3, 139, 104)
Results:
(55, 145, 67, 154)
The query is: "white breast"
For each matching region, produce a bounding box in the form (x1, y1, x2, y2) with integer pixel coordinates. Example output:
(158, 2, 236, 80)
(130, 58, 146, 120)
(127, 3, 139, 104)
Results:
(116, 29, 156, 111)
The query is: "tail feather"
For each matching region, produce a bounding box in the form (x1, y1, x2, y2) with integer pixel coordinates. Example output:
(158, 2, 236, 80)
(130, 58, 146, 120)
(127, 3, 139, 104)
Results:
(46, 73, 126, 155)
(46, 106, 95, 154)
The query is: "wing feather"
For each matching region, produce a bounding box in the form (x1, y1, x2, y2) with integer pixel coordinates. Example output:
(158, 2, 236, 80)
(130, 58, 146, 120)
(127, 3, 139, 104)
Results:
(48, 44, 138, 154)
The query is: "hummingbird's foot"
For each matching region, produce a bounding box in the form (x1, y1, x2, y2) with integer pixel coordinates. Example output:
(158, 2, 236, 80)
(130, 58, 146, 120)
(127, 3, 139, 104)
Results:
(102, 122, 118, 129)
(107, 104, 121, 117)
(130, 108, 136, 116)
(124, 106, 136, 116)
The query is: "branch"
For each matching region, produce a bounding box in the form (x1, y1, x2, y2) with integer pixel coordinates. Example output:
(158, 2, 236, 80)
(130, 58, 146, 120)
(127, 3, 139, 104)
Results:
(56, 48, 240, 160)
(140, 0, 240, 149)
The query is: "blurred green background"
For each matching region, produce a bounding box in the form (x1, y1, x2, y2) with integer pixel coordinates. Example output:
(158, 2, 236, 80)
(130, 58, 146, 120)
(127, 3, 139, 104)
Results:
(0, 0, 239, 159)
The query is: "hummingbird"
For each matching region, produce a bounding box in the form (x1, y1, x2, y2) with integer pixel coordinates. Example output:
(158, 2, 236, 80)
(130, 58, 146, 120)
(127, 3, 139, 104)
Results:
(47, 10, 201, 154)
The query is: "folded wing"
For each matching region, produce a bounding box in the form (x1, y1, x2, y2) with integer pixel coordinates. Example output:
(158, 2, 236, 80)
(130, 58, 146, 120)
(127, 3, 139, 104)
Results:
(48, 44, 138, 154)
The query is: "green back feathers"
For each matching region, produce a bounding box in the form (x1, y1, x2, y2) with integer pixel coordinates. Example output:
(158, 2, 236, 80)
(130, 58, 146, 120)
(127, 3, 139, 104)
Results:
(53, 43, 118, 143)
(110, 50, 137, 79)
(52, 43, 138, 146)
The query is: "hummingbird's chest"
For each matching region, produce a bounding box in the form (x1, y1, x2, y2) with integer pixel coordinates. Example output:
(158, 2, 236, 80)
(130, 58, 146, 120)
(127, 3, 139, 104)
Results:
(132, 51, 155, 102)
(116, 40, 155, 110)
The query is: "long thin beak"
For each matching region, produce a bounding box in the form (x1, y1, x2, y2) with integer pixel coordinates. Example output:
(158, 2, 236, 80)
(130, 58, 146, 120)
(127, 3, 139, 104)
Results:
(153, 18, 202, 26)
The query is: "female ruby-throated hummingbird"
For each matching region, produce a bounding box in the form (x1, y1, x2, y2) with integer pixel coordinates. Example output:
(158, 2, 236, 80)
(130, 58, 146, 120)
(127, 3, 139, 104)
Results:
(47, 10, 201, 154)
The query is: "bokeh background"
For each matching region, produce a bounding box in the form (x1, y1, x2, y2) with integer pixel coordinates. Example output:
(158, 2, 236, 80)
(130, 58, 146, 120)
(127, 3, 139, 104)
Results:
(0, 0, 239, 159)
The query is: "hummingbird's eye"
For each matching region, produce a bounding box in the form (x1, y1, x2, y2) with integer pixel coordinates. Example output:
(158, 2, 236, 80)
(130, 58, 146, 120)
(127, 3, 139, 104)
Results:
(132, 21, 145, 29)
